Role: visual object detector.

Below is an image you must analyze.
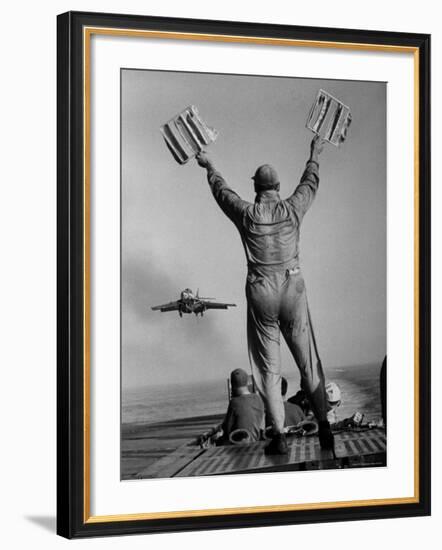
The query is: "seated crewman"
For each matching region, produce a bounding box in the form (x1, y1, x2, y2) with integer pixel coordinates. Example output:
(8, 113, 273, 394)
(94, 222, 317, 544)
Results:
(220, 368, 265, 444)
(324, 381, 342, 425)
(288, 381, 342, 425)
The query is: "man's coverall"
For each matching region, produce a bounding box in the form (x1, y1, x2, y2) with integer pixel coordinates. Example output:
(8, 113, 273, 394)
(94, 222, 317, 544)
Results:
(206, 160, 327, 433)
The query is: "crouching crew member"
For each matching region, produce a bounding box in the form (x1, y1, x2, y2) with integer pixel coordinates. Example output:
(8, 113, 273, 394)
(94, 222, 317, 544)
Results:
(221, 368, 265, 444)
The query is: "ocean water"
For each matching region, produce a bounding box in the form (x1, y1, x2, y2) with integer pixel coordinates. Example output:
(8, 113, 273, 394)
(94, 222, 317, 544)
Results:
(122, 363, 382, 426)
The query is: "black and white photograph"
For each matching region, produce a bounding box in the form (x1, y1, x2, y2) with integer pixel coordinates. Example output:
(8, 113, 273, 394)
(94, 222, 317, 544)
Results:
(121, 69, 387, 480)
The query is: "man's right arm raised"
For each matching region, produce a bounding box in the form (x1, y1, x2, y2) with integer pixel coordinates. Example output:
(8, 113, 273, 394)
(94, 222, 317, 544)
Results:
(196, 152, 248, 224)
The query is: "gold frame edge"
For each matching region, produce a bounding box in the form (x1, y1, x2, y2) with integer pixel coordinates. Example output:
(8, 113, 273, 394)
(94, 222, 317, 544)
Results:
(82, 27, 421, 524)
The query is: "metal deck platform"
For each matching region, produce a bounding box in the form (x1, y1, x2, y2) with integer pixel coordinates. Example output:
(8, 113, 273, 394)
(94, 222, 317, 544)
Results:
(136, 428, 386, 479)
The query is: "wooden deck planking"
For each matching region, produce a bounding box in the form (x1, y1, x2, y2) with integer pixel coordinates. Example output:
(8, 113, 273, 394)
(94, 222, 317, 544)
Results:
(136, 443, 206, 478)
(136, 428, 386, 479)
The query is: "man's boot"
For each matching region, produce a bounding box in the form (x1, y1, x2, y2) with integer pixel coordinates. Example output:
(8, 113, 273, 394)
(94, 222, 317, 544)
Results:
(308, 384, 335, 451)
(265, 432, 289, 455)
(318, 420, 335, 453)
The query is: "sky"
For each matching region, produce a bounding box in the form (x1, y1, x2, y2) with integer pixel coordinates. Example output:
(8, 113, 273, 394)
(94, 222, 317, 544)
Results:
(121, 69, 386, 389)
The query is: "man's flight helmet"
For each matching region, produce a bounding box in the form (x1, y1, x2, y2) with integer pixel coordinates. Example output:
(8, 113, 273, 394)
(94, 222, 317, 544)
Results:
(252, 164, 280, 191)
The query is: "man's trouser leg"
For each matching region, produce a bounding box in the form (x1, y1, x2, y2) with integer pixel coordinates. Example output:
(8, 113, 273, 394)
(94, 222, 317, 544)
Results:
(246, 278, 285, 433)
(279, 270, 328, 422)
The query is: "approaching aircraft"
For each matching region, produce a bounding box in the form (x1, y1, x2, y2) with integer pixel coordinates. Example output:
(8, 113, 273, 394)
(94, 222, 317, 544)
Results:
(152, 288, 236, 317)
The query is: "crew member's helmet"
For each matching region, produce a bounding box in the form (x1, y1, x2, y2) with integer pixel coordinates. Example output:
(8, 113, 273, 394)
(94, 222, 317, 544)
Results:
(325, 382, 342, 406)
(252, 164, 279, 191)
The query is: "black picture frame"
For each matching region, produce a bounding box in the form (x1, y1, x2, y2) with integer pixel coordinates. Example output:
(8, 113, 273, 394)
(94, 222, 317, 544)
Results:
(57, 10, 431, 539)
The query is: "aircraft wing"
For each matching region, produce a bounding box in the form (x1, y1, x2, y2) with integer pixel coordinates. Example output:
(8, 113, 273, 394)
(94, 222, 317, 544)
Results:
(151, 301, 180, 312)
(203, 301, 236, 310)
